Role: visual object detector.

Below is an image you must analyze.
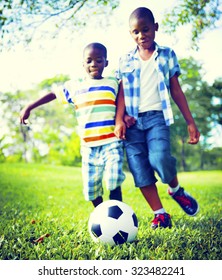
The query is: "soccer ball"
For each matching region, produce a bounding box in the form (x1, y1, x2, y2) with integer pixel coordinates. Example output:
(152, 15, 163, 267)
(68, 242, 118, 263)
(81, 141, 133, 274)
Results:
(88, 200, 138, 245)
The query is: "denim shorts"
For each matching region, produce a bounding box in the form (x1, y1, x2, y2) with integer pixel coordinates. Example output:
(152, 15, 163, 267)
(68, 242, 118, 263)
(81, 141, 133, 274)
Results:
(81, 141, 125, 201)
(124, 111, 177, 187)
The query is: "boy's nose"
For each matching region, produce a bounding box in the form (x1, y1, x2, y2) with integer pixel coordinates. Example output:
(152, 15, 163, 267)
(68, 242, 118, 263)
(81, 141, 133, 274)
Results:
(139, 32, 145, 39)
(91, 60, 97, 66)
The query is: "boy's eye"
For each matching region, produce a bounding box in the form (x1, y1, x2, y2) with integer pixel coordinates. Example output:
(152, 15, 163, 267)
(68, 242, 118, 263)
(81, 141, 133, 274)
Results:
(133, 30, 139, 35)
(143, 28, 149, 32)
(132, 28, 149, 35)
(85, 58, 103, 64)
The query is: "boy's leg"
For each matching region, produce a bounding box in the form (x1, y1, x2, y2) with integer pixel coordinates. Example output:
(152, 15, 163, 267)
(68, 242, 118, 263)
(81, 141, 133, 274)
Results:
(140, 183, 163, 211)
(104, 142, 125, 201)
(109, 186, 122, 201)
(125, 125, 157, 188)
(125, 124, 171, 229)
(148, 122, 177, 185)
(147, 116, 199, 216)
(92, 196, 103, 207)
(140, 184, 172, 229)
(81, 146, 104, 207)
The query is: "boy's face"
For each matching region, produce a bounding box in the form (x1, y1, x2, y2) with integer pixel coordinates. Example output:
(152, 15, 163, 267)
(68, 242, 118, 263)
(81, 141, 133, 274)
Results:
(129, 17, 158, 50)
(83, 47, 108, 79)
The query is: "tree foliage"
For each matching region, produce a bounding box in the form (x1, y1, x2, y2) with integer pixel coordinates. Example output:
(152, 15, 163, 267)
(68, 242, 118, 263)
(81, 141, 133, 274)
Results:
(170, 57, 222, 171)
(1, 58, 221, 169)
(0, 0, 119, 50)
(1, 0, 221, 50)
(162, 0, 222, 49)
(208, 79, 222, 125)
(0, 74, 81, 165)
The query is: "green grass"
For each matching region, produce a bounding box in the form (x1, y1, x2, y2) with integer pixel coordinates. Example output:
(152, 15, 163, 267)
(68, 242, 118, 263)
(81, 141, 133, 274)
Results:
(0, 163, 221, 260)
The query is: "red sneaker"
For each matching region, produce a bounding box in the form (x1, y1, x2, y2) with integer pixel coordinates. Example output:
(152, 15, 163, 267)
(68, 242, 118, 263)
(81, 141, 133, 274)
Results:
(169, 187, 199, 216)
(151, 213, 172, 229)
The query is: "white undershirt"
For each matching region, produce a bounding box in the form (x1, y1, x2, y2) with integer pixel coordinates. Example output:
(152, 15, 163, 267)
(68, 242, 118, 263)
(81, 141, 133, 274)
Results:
(138, 51, 162, 113)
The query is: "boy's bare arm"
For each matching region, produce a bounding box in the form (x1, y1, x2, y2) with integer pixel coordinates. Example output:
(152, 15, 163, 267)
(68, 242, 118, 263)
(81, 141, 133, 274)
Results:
(114, 81, 126, 139)
(170, 75, 200, 144)
(20, 92, 56, 125)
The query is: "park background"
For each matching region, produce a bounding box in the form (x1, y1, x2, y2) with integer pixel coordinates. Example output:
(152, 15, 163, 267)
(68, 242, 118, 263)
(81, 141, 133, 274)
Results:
(0, 0, 222, 168)
(0, 0, 221, 262)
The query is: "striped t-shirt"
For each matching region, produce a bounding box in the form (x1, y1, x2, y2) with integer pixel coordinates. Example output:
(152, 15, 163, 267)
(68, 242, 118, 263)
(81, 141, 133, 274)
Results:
(55, 77, 119, 147)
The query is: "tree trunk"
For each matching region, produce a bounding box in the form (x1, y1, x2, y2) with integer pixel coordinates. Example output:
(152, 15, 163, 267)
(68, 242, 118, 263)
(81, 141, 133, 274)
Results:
(181, 137, 187, 171)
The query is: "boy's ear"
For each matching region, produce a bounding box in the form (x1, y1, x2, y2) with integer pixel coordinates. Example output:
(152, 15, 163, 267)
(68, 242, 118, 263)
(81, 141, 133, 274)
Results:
(155, 22, 159, 31)
(105, 60, 108, 67)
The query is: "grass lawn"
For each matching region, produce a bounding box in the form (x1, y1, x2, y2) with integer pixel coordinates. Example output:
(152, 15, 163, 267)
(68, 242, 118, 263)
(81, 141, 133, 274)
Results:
(0, 163, 221, 260)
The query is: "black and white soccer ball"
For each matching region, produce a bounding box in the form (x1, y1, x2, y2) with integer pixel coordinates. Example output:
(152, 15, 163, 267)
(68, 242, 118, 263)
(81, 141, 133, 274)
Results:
(88, 200, 138, 245)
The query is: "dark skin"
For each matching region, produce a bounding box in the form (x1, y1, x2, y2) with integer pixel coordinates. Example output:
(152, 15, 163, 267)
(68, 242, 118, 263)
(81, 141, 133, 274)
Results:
(83, 46, 108, 79)
(114, 15, 200, 211)
(20, 45, 118, 208)
(20, 46, 109, 124)
(115, 16, 200, 144)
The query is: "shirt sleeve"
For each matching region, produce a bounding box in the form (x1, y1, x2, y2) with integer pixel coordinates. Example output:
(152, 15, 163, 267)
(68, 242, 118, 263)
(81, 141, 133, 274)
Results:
(53, 81, 75, 105)
(115, 56, 127, 80)
(169, 49, 181, 78)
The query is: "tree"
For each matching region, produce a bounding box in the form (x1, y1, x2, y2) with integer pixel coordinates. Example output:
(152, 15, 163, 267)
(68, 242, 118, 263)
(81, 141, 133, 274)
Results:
(0, 0, 119, 50)
(20, 74, 82, 165)
(201, 147, 222, 169)
(1, 70, 221, 169)
(170, 57, 213, 171)
(1, 0, 221, 51)
(0, 74, 82, 165)
(162, 0, 222, 49)
(0, 90, 31, 162)
(209, 79, 222, 125)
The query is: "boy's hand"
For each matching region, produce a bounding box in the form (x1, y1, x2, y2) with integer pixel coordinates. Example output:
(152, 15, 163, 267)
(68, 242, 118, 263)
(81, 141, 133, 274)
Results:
(19, 92, 56, 125)
(124, 115, 136, 128)
(187, 123, 200, 144)
(114, 121, 126, 140)
(20, 107, 31, 125)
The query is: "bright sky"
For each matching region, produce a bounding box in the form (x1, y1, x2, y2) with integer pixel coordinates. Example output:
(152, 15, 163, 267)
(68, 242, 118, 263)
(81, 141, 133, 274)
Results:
(0, 0, 222, 93)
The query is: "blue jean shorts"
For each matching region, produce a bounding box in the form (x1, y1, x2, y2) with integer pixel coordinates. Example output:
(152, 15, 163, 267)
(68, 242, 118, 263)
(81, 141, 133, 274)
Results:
(81, 141, 125, 201)
(125, 111, 177, 187)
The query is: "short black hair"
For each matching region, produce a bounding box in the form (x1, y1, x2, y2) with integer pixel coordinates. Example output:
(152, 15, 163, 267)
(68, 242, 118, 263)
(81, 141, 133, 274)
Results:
(83, 42, 107, 59)
(129, 7, 155, 24)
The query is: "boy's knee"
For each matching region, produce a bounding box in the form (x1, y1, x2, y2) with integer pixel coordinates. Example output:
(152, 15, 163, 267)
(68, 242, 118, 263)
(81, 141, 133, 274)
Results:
(150, 151, 167, 168)
(150, 152, 177, 183)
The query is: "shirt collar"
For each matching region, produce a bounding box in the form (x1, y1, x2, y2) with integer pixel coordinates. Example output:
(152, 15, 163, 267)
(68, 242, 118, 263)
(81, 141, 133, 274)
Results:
(129, 42, 161, 58)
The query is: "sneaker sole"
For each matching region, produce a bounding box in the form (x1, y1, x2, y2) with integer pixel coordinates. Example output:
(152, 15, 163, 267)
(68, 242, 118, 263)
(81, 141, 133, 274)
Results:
(177, 201, 199, 216)
(187, 203, 199, 216)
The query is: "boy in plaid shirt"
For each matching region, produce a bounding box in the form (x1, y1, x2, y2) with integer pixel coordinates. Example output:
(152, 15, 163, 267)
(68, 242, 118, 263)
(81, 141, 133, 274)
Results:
(115, 7, 200, 228)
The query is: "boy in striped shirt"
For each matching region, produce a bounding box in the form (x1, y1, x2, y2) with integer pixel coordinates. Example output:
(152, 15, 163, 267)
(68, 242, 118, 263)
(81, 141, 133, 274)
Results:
(20, 42, 125, 207)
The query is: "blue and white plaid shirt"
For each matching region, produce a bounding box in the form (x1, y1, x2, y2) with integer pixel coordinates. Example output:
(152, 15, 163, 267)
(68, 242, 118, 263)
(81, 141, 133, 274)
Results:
(116, 42, 181, 126)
